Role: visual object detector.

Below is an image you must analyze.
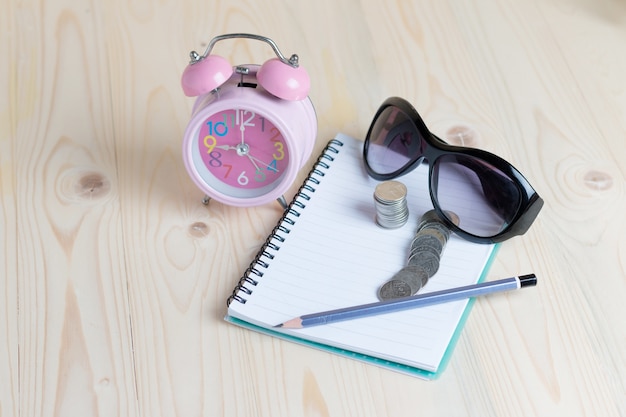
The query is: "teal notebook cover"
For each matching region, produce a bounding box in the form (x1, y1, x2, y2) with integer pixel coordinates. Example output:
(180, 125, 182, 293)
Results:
(225, 133, 499, 379)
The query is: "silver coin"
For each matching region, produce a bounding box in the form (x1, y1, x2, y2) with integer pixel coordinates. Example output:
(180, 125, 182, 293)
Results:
(417, 222, 451, 240)
(392, 265, 430, 295)
(444, 210, 460, 226)
(376, 213, 409, 229)
(378, 205, 409, 217)
(374, 181, 407, 203)
(375, 204, 409, 229)
(407, 250, 440, 277)
(378, 279, 412, 301)
(409, 246, 441, 265)
(417, 209, 459, 230)
(417, 217, 448, 233)
(419, 228, 449, 247)
(410, 233, 444, 254)
(418, 209, 442, 224)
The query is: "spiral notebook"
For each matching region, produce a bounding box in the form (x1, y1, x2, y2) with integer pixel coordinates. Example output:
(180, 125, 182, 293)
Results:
(225, 133, 497, 379)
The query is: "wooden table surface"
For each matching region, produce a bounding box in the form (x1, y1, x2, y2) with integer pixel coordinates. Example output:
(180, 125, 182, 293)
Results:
(2, 0, 625, 416)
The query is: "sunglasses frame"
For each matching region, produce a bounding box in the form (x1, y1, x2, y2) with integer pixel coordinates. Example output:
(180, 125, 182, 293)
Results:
(363, 96, 544, 244)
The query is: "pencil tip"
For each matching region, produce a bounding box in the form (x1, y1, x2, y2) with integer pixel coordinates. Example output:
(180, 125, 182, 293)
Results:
(276, 317, 303, 329)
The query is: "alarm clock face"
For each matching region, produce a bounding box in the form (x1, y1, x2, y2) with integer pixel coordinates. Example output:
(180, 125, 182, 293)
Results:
(189, 108, 292, 199)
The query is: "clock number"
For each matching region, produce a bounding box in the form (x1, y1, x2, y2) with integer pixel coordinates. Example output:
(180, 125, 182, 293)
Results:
(272, 142, 285, 161)
(223, 113, 235, 129)
(208, 151, 222, 167)
(222, 164, 233, 178)
(236, 110, 255, 127)
(254, 168, 266, 183)
(206, 121, 228, 137)
(267, 159, 278, 173)
(269, 127, 281, 142)
(203, 135, 216, 153)
(269, 127, 285, 160)
(237, 171, 249, 186)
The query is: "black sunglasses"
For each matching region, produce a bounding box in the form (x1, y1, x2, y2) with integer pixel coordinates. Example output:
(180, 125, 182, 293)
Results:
(363, 97, 543, 244)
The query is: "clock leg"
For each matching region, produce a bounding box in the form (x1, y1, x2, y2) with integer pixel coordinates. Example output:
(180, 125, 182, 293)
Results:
(202, 195, 211, 205)
(277, 195, 288, 210)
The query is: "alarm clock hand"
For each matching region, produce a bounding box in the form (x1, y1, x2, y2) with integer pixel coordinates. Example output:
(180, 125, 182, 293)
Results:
(239, 110, 248, 146)
(214, 144, 237, 151)
(246, 153, 280, 173)
(244, 153, 263, 172)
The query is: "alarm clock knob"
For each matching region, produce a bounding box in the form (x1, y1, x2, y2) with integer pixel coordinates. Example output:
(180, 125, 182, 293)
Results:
(181, 54, 234, 97)
(257, 56, 310, 101)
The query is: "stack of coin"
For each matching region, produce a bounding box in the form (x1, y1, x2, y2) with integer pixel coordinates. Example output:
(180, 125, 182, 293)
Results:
(407, 211, 453, 277)
(378, 210, 456, 301)
(373, 181, 409, 229)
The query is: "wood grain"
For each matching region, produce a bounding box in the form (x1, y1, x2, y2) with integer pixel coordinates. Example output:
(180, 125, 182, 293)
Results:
(2, 0, 625, 416)
(1, 2, 18, 416)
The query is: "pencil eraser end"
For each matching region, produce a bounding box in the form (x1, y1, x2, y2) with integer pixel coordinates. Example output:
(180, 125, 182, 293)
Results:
(519, 274, 537, 288)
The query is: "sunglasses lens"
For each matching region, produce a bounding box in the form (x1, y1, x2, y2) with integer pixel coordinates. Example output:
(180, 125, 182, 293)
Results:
(365, 106, 425, 175)
(433, 154, 522, 238)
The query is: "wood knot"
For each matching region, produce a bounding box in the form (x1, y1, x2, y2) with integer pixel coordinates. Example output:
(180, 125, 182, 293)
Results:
(58, 169, 112, 203)
(76, 173, 110, 198)
(188, 222, 210, 237)
(444, 125, 480, 147)
(583, 170, 613, 191)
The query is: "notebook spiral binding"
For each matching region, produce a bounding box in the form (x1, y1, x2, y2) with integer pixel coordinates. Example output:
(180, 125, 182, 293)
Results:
(227, 138, 345, 306)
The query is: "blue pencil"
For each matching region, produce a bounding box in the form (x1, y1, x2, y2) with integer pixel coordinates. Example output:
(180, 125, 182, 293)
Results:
(275, 274, 537, 329)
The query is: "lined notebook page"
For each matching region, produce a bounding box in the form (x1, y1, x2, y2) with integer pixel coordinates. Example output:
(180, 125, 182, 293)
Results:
(227, 133, 496, 373)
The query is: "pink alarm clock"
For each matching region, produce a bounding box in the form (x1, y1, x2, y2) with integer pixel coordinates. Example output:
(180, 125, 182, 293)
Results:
(181, 33, 317, 208)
